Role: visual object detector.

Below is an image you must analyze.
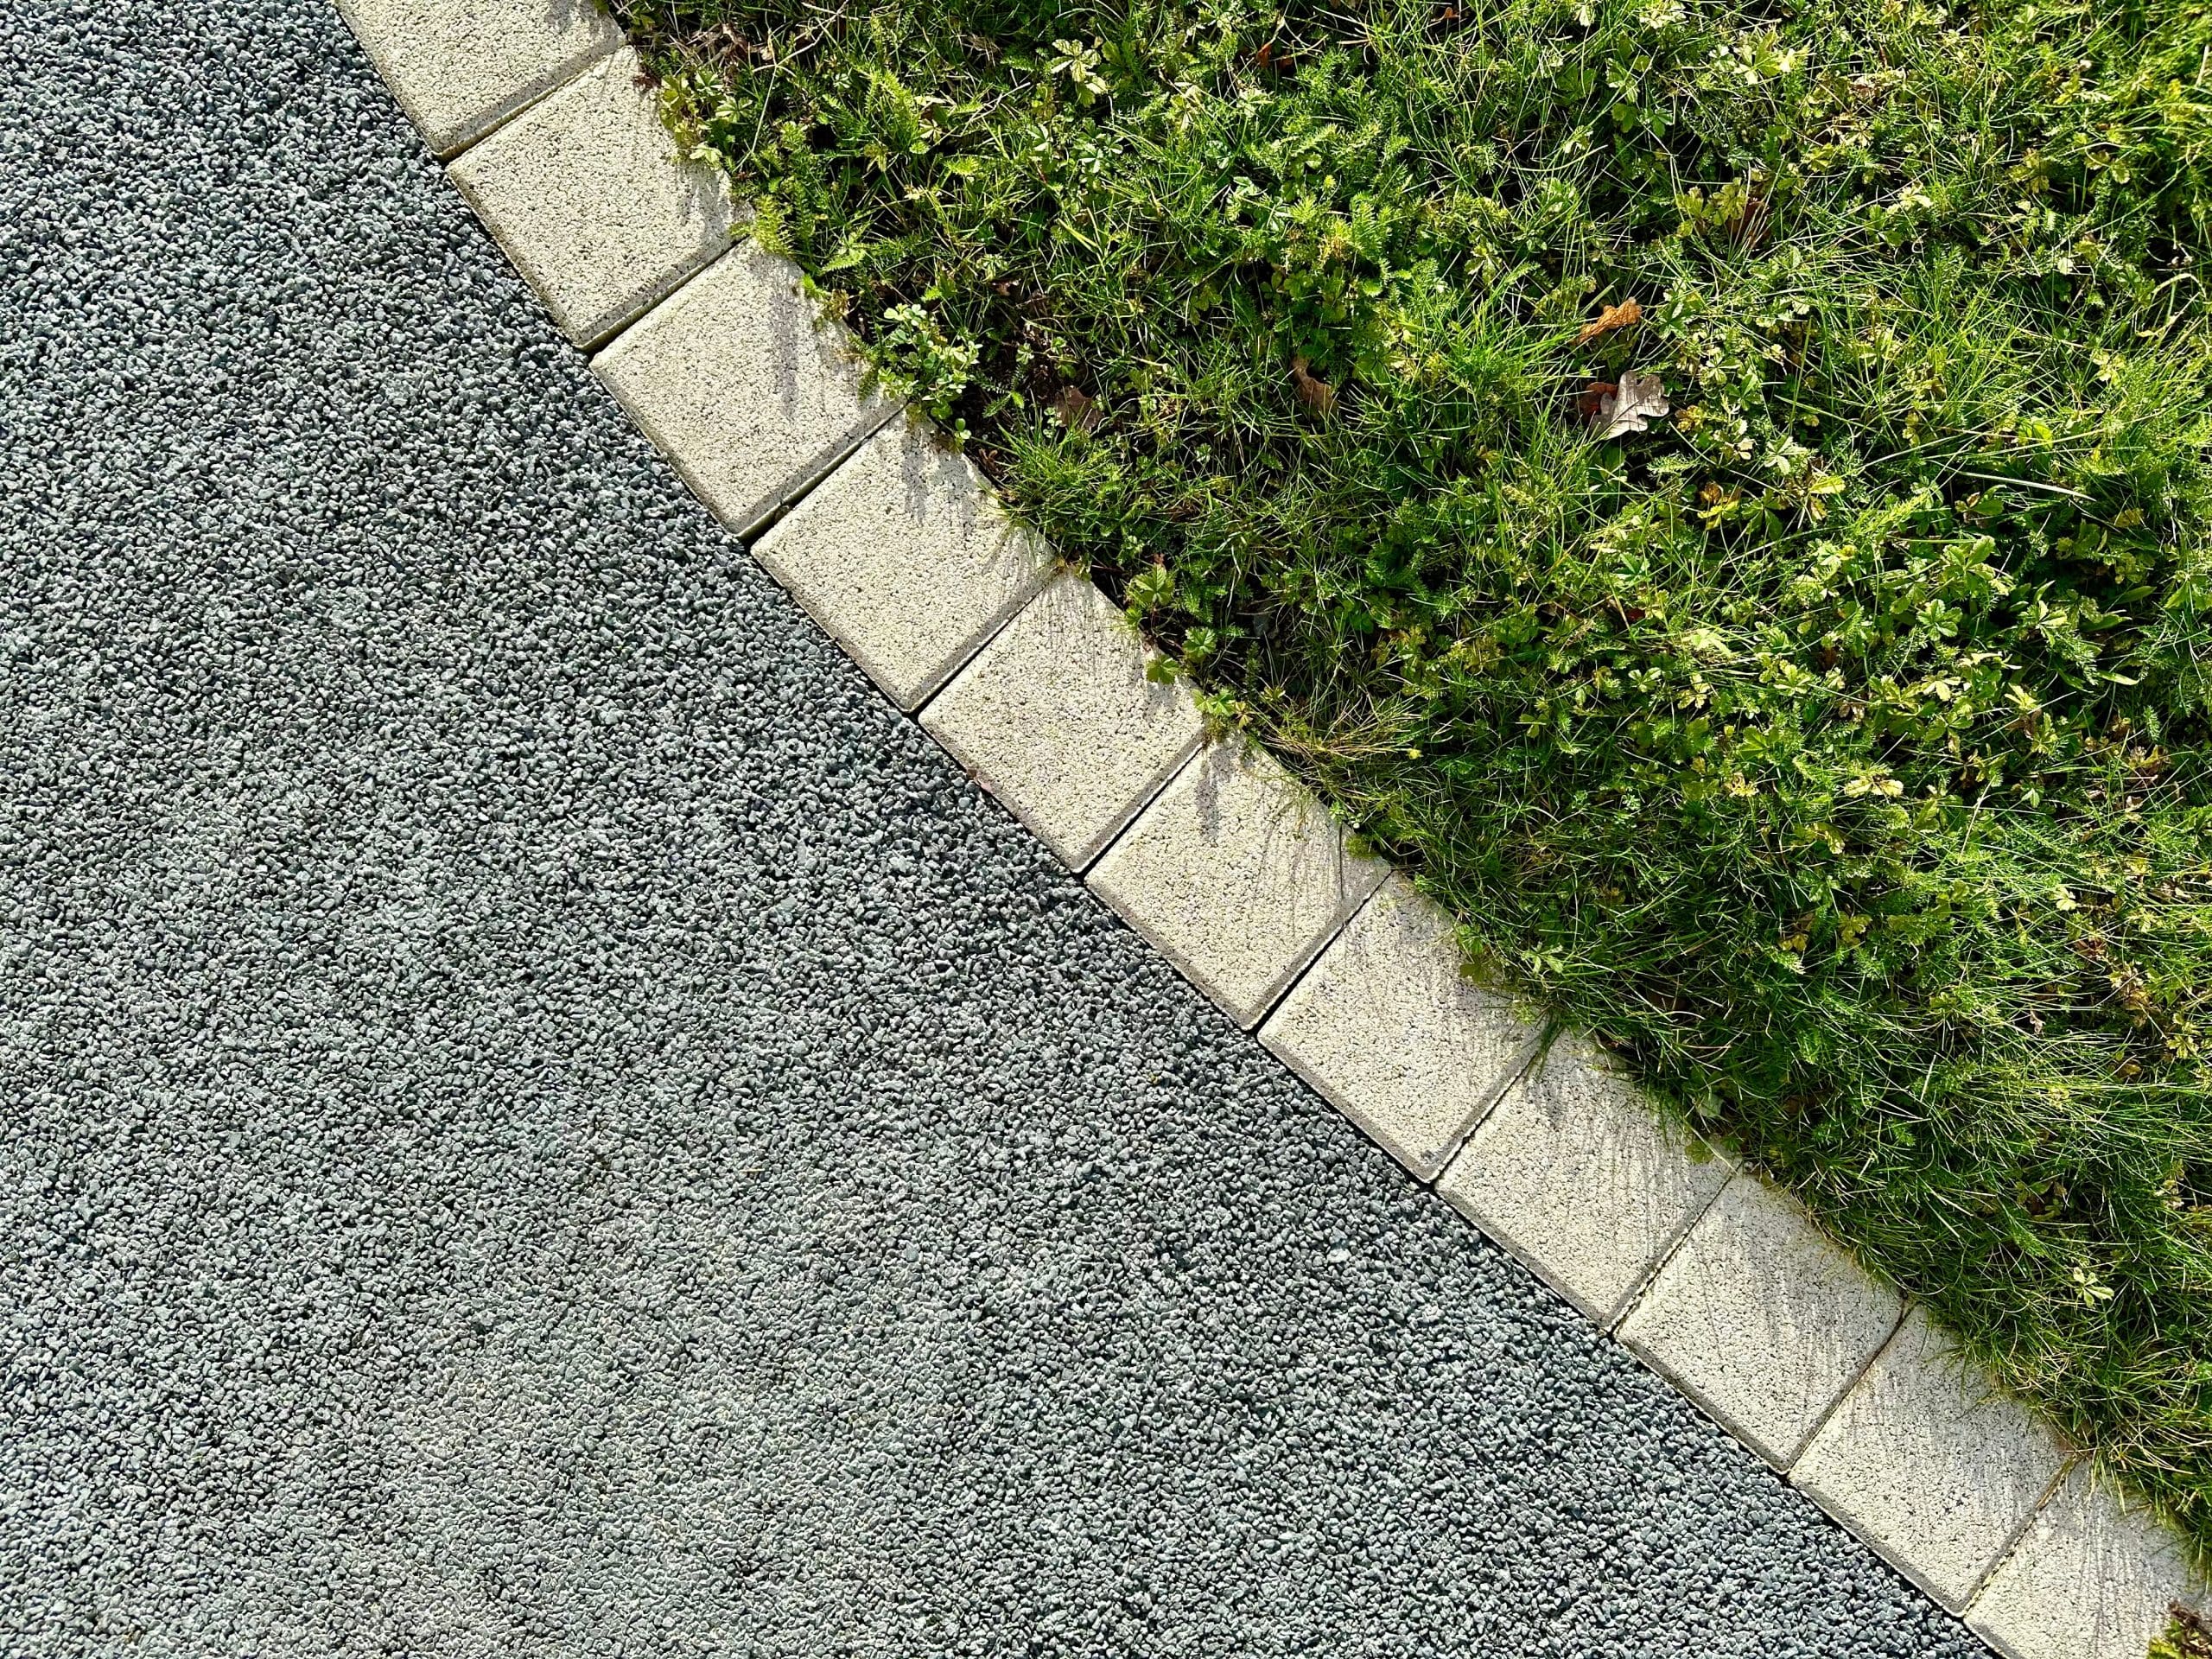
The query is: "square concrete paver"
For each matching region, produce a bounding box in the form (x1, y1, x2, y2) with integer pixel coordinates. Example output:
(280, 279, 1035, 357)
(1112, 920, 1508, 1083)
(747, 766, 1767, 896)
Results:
(1616, 1172, 1902, 1467)
(593, 242, 888, 537)
(1259, 877, 1539, 1178)
(1792, 1307, 2069, 1611)
(448, 47, 734, 347)
(1438, 1039, 1730, 1326)
(1968, 1463, 2203, 1659)
(339, 0, 619, 156)
(751, 420, 1051, 710)
(920, 575, 1203, 868)
(1088, 745, 1386, 1029)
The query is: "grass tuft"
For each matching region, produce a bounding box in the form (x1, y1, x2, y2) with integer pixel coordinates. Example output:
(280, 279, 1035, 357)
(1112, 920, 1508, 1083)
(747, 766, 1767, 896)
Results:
(613, 0, 2212, 1565)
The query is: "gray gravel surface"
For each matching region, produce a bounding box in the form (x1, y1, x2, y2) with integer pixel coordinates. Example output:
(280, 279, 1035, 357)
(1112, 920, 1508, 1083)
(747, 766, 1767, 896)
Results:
(0, 2, 1994, 1656)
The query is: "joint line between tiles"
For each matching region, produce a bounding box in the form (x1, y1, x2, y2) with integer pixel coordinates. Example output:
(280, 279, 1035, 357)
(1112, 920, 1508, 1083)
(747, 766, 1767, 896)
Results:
(1959, 1453, 2079, 1619)
(1423, 1029, 1547, 1192)
(1784, 1300, 1909, 1478)
(440, 36, 621, 163)
(734, 395, 912, 543)
(1600, 1159, 1731, 1338)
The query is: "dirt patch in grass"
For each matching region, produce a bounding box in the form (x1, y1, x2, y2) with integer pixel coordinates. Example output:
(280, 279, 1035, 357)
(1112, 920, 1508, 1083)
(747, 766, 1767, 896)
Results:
(613, 0, 2212, 1561)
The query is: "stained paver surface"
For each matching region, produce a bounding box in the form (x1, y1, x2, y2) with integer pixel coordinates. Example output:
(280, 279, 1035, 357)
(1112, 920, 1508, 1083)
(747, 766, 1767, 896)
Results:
(0, 2, 1992, 1654)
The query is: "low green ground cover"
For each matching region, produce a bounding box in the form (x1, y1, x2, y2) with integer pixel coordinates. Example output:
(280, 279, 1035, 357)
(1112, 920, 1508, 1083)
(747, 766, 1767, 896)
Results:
(2156, 1605, 2212, 1659)
(613, 0, 2212, 1554)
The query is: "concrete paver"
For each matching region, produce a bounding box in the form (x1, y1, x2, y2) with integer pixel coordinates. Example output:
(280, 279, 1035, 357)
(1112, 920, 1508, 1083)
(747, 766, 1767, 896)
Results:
(1089, 745, 1386, 1028)
(921, 575, 1203, 869)
(338, 0, 617, 156)
(1793, 1308, 2069, 1611)
(1967, 1463, 2202, 1659)
(593, 241, 888, 538)
(1618, 1173, 1904, 1467)
(1262, 878, 1539, 1178)
(448, 46, 733, 346)
(751, 418, 1051, 710)
(1439, 1039, 1730, 1326)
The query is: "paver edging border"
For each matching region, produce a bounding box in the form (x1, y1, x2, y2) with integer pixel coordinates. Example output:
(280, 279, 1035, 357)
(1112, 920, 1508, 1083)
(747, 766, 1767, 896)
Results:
(332, 7, 2208, 1655)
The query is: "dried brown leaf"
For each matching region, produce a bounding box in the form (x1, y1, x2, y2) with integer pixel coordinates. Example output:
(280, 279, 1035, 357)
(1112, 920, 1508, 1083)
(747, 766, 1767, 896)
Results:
(2171, 1602, 2212, 1649)
(1592, 368, 1669, 439)
(1053, 385, 1099, 432)
(1291, 354, 1336, 416)
(1576, 296, 1642, 345)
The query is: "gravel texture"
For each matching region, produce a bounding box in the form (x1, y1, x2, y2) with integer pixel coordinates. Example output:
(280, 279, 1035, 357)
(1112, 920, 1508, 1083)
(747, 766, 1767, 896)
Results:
(0, 1, 1994, 1654)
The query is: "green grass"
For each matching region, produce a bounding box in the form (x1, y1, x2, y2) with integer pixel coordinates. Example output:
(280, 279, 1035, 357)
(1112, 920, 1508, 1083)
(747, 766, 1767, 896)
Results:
(611, 0, 2212, 1561)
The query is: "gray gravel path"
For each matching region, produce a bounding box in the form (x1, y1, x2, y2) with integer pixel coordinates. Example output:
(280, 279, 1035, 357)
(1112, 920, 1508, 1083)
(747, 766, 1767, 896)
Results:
(0, 2, 1991, 1655)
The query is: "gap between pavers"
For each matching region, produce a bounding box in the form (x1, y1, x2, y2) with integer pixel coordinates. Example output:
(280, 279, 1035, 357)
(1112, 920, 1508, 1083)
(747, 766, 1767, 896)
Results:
(1791, 1306, 2070, 1614)
(337, 0, 618, 156)
(448, 44, 734, 349)
(1259, 875, 1541, 1181)
(335, 7, 2210, 1653)
(1437, 1036, 1732, 1330)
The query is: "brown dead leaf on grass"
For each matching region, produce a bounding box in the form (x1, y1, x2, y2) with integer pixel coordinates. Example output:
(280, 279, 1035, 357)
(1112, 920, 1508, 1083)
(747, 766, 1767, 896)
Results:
(1576, 296, 1642, 345)
(1587, 369, 1670, 439)
(1291, 354, 1336, 415)
(1053, 385, 1099, 432)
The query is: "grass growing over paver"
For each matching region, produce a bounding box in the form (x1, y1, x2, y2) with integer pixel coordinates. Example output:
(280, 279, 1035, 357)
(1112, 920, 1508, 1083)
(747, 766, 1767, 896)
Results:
(612, 0, 2212, 1555)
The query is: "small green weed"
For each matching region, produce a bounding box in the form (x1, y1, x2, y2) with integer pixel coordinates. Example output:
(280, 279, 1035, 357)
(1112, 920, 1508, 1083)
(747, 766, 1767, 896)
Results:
(612, 0, 2212, 1568)
(2152, 1602, 2212, 1659)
